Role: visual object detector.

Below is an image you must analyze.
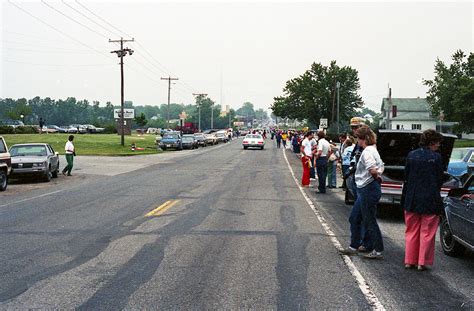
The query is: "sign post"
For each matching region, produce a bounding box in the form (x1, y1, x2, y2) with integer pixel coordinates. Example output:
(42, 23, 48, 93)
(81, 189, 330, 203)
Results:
(114, 109, 134, 136)
(319, 118, 328, 129)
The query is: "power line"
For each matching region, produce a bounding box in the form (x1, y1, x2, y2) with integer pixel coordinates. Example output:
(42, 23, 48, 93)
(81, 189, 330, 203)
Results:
(61, 0, 122, 38)
(7, 0, 111, 60)
(3, 46, 95, 54)
(40, 0, 109, 40)
(3, 59, 113, 67)
(75, 0, 133, 39)
(1, 39, 91, 51)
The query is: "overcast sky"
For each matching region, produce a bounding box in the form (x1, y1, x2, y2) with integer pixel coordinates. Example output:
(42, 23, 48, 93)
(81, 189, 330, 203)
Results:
(1, 0, 472, 114)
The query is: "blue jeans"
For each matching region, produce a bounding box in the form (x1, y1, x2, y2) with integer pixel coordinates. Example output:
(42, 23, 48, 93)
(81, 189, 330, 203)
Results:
(327, 161, 337, 187)
(349, 192, 373, 250)
(358, 180, 384, 252)
(316, 157, 328, 193)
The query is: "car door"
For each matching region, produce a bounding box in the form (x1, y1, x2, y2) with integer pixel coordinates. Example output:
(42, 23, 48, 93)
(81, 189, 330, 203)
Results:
(48, 145, 59, 170)
(461, 177, 474, 246)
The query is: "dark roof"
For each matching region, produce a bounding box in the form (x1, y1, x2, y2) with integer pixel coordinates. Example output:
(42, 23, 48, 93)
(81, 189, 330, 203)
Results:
(381, 98, 430, 112)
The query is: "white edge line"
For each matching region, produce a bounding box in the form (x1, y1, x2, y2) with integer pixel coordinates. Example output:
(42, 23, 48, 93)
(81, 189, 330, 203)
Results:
(0, 189, 65, 209)
(282, 148, 386, 311)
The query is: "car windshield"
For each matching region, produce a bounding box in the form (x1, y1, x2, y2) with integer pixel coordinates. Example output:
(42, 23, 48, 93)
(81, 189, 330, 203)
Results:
(10, 145, 47, 157)
(246, 135, 262, 139)
(163, 134, 179, 139)
(450, 149, 468, 162)
(182, 137, 193, 142)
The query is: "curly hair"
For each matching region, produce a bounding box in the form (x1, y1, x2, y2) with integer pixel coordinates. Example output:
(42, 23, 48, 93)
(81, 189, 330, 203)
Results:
(419, 129, 443, 147)
(355, 125, 376, 145)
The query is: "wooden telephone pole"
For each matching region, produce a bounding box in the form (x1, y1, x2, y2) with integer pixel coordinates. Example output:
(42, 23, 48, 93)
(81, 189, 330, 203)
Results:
(161, 76, 179, 129)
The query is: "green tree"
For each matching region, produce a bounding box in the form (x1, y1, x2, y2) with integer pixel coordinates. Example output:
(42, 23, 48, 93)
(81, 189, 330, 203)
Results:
(134, 112, 148, 127)
(424, 50, 474, 133)
(271, 61, 363, 129)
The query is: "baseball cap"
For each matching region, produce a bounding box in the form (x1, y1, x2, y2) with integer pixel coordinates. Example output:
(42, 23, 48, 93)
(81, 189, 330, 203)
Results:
(350, 117, 364, 127)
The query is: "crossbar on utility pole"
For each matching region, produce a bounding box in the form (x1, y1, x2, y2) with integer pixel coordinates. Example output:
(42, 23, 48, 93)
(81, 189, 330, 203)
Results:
(193, 93, 207, 132)
(110, 37, 134, 146)
(161, 76, 179, 129)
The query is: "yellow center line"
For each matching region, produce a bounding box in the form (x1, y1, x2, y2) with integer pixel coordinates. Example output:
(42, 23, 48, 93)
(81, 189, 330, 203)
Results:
(145, 200, 180, 217)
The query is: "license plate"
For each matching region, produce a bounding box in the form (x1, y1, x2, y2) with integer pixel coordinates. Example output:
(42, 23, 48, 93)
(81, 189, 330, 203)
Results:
(166, 144, 171, 147)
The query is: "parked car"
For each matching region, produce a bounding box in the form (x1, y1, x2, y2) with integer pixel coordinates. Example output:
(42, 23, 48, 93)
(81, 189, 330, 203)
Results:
(242, 134, 265, 150)
(9, 143, 60, 181)
(215, 131, 229, 143)
(0, 119, 24, 128)
(159, 132, 182, 150)
(440, 173, 474, 257)
(84, 124, 105, 134)
(70, 124, 87, 134)
(448, 148, 474, 178)
(193, 133, 207, 147)
(45, 125, 61, 133)
(182, 135, 198, 149)
(0, 136, 12, 191)
(205, 133, 218, 145)
(345, 130, 459, 209)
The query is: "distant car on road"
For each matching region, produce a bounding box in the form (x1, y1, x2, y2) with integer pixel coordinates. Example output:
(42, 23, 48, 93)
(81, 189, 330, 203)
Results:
(440, 173, 474, 257)
(215, 131, 229, 143)
(205, 133, 218, 145)
(44, 125, 61, 133)
(242, 134, 265, 150)
(9, 143, 60, 181)
(193, 133, 207, 147)
(70, 124, 87, 134)
(182, 135, 198, 149)
(159, 132, 182, 150)
(448, 148, 474, 178)
(0, 136, 12, 191)
(0, 119, 24, 128)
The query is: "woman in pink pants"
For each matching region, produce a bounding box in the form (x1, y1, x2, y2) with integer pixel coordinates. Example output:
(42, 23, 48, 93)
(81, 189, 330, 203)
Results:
(402, 129, 444, 271)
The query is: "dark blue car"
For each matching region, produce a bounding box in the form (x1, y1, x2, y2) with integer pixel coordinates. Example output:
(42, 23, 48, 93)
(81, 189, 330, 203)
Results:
(440, 173, 474, 257)
(159, 132, 182, 151)
(448, 148, 474, 177)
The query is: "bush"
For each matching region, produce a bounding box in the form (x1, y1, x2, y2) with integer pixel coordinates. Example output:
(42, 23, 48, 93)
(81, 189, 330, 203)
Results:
(103, 124, 117, 134)
(0, 125, 38, 134)
(0, 126, 15, 134)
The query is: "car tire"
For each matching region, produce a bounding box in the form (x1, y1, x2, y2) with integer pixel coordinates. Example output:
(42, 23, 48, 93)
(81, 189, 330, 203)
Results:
(44, 168, 52, 182)
(161, 147, 167, 151)
(0, 170, 7, 191)
(244, 146, 248, 150)
(440, 217, 465, 257)
(52, 166, 59, 178)
(261, 146, 264, 150)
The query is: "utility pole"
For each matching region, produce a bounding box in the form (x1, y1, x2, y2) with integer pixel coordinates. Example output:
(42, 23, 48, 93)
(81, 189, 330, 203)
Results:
(336, 81, 340, 134)
(161, 76, 179, 129)
(110, 37, 134, 146)
(211, 102, 214, 129)
(193, 93, 207, 132)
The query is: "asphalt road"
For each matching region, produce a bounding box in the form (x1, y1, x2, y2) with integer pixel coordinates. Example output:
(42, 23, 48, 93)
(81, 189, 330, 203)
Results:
(0, 138, 472, 309)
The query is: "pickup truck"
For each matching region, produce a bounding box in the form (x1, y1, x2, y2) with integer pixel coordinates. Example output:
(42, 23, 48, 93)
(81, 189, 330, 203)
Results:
(345, 130, 460, 209)
(0, 136, 12, 191)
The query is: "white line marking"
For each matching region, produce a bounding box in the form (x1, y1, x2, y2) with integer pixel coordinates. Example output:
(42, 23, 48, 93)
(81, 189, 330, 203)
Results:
(282, 149, 385, 311)
(0, 189, 65, 208)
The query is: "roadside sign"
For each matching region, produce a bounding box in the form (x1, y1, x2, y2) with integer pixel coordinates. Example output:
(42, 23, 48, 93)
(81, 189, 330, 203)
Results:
(320, 118, 328, 128)
(179, 111, 187, 120)
(114, 109, 135, 119)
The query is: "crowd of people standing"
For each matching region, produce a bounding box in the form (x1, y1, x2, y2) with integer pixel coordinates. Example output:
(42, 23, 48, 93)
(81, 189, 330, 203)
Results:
(270, 118, 447, 270)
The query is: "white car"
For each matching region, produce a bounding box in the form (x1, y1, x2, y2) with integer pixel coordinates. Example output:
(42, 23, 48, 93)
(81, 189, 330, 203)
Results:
(242, 134, 265, 150)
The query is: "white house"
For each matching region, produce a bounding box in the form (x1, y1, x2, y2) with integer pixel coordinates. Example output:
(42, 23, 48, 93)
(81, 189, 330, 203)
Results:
(379, 97, 439, 131)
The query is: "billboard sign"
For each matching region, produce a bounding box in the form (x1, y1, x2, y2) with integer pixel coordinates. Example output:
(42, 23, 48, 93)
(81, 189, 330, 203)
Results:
(114, 109, 135, 119)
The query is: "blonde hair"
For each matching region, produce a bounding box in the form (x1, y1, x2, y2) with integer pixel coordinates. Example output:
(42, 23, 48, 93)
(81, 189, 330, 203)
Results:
(356, 126, 377, 145)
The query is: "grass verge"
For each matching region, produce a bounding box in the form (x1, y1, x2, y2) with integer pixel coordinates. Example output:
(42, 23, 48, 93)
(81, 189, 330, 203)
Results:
(2, 133, 161, 156)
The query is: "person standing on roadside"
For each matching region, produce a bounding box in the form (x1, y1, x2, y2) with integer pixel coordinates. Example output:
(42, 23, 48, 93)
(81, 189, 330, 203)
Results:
(315, 130, 330, 193)
(39, 117, 44, 134)
(276, 131, 282, 148)
(327, 141, 338, 188)
(402, 129, 444, 271)
(354, 126, 385, 259)
(341, 136, 354, 190)
(282, 131, 288, 148)
(301, 131, 314, 187)
(62, 135, 75, 176)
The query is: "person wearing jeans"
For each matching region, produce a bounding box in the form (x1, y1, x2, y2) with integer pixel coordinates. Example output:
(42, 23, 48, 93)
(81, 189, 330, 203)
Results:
(315, 130, 330, 193)
(354, 127, 384, 259)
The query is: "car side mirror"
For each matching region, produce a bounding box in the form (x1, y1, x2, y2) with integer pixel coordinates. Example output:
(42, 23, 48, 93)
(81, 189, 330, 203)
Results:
(448, 188, 468, 197)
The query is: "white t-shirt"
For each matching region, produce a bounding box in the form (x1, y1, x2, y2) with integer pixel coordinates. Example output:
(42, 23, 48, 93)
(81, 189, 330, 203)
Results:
(317, 138, 330, 157)
(302, 138, 312, 157)
(65, 141, 75, 154)
(355, 145, 384, 188)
